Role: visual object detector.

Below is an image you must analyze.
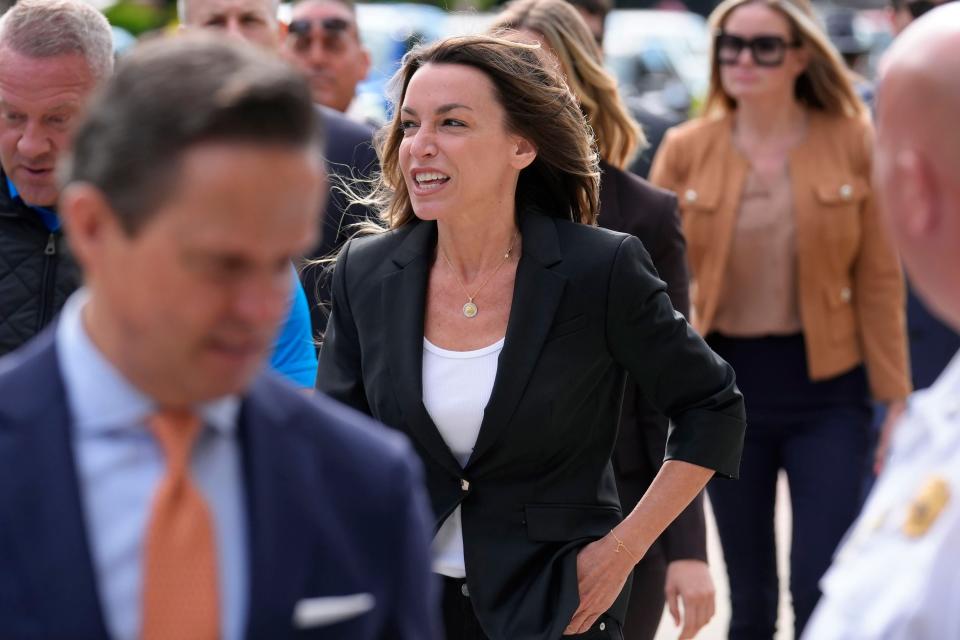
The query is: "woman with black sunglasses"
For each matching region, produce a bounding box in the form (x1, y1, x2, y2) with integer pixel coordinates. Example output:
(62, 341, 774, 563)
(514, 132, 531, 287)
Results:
(650, 0, 911, 637)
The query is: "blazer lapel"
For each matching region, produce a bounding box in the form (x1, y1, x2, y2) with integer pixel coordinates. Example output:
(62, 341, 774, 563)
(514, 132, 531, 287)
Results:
(0, 332, 109, 637)
(468, 214, 567, 467)
(381, 222, 463, 478)
(242, 377, 320, 637)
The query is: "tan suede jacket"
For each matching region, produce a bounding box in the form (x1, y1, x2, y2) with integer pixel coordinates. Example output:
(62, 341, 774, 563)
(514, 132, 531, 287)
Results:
(650, 110, 910, 402)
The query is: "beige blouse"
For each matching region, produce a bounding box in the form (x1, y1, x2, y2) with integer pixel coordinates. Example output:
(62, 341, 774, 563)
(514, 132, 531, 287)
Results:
(711, 167, 803, 337)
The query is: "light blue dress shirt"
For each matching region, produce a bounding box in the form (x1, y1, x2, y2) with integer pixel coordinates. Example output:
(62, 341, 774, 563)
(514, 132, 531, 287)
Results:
(56, 290, 249, 640)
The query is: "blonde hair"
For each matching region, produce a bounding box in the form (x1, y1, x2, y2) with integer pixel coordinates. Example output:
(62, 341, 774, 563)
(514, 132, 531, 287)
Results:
(705, 0, 866, 117)
(362, 33, 600, 230)
(493, 0, 645, 169)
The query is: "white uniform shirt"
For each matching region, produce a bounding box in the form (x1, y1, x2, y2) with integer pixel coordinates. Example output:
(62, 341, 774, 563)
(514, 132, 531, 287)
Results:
(805, 351, 960, 639)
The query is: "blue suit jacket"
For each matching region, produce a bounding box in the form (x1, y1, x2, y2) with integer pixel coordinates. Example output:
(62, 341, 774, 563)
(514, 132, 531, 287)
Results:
(0, 328, 440, 640)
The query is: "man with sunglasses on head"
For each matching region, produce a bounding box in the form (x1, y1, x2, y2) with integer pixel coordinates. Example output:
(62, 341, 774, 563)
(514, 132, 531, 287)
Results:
(180, 0, 379, 339)
(282, 0, 371, 123)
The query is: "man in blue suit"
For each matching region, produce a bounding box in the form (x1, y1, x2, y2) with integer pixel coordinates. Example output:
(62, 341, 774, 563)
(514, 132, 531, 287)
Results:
(0, 32, 438, 640)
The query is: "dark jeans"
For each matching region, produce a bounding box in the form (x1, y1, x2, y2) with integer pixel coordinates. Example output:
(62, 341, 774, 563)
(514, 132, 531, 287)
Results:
(441, 576, 624, 640)
(706, 334, 872, 640)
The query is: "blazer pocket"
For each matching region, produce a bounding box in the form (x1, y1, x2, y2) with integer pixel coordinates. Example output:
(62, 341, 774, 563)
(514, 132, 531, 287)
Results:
(677, 185, 720, 265)
(292, 593, 375, 629)
(545, 314, 589, 342)
(815, 178, 870, 242)
(524, 504, 622, 542)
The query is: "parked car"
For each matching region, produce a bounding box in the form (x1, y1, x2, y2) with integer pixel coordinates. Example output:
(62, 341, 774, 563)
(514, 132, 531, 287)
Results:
(603, 9, 711, 117)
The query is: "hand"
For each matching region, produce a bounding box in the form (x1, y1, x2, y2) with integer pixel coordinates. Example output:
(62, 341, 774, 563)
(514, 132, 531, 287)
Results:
(874, 400, 907, 475)
(563, 532, 638, 635)
(665, 560, 715, 639)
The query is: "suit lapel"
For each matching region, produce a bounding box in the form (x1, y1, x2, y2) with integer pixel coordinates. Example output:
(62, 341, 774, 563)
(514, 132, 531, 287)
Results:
(0, 332, 109, 637)
(468, 214, 567, 467)
(242, 376, 319, 637)
(381, 222, 464, 478)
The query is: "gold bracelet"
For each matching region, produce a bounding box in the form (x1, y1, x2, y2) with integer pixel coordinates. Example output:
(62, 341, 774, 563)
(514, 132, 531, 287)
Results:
(610, 530, 639, 562)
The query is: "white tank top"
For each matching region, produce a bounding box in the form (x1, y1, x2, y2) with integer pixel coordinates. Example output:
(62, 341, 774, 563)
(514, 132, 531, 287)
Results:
(422, 336, 504, 578)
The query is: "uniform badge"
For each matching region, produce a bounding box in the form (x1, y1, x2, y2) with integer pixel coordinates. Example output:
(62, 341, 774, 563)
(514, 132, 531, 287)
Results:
(903, 476, 950, 538)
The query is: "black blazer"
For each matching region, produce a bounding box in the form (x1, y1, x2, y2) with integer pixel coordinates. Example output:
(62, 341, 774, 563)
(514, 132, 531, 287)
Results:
(598, 161, 706, 563)
(316, 212, 745, 640)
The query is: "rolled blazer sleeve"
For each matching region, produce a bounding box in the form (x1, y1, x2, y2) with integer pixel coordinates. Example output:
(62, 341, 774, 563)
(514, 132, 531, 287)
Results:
(315, 239, 372, 415)
(605, 235, 745, 478)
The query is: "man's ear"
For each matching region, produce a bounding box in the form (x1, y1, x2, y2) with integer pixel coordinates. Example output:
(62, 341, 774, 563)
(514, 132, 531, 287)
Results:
(511, 136, 537, 171)
(893, 149, 939, 238)
(59, 183, 122, 273)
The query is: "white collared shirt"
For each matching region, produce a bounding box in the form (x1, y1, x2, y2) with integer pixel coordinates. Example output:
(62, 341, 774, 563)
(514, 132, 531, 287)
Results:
(805, 350, 960, 639)
(57, 289, 248, 640)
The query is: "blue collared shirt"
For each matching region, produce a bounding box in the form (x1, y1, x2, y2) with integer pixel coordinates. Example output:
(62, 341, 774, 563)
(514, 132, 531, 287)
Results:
(56, 289, 249, 640)
(6, 176, 60, 231)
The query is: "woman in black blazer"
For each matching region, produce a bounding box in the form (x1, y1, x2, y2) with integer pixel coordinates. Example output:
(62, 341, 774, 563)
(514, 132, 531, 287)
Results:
(492, 2, 715, 638)
(316, 34, 745, 640)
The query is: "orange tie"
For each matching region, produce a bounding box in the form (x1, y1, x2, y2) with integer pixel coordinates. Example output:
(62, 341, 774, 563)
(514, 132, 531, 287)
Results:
(141, 409, 220, 640)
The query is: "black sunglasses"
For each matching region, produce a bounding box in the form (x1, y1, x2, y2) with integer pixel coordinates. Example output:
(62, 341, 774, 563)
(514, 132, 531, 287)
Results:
(287, 17, 352, 51)
(715, 33, 802, 67)
(288, 16, 350, 36)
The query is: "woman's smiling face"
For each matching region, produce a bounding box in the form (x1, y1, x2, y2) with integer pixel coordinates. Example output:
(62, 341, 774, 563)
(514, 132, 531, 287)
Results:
(398, 62, 536, 222)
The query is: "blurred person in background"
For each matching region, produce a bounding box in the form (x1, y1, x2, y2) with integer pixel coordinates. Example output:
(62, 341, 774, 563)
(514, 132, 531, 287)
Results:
(0, 32, 438, 640)
(180, 0, 378, 339)
(806, 5, 960, 636)
(493, 1, 715, 638)
(564, 0, 681, 179)
(650, 0, 911, 636)
(0, 0, 108, 357)
(316, 33, 746, 640)
(0, 0, 313, 387)
(281, 0, 372, 123)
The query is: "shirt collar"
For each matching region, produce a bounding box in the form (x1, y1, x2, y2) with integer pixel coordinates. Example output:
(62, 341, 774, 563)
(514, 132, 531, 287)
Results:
(6, 176, 61, 232)
(56, 289, 240, 437)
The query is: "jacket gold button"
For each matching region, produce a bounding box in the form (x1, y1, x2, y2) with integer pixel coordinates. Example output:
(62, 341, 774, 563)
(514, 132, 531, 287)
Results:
(840, 287, 852, 303)
(684, 188, 698, 203)
(461, 479, 470, 491)
(839, 184, 853, 200)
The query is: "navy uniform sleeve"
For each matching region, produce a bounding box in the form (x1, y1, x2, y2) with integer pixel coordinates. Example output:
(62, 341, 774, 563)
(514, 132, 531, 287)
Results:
(605, 235, 745, 478)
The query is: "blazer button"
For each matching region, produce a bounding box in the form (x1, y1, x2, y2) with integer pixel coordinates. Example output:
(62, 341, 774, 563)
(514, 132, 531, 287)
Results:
(461, 479, 470, 491)
(840, 287, 852, 303)
(599, 622, 606, 631)
(684, 188, 698, 203)
(839, 184, 853, 200)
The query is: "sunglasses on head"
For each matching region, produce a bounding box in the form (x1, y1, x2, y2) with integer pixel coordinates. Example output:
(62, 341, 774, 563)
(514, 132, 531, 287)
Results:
(715, 32, 802, 67)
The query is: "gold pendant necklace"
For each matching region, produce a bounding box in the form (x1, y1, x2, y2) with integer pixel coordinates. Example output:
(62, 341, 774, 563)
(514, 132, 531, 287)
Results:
(440, 232, 518, 319)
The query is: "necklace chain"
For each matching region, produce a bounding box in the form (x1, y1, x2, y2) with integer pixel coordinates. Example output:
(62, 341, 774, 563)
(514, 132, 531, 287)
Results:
(439, 232, 518, 318)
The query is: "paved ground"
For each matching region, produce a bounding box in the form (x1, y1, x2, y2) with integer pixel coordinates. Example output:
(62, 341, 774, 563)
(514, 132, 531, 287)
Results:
(653, 473, 795, 640)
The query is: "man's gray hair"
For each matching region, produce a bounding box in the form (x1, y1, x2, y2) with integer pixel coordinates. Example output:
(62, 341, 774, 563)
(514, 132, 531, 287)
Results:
(0, 0, 114, 81)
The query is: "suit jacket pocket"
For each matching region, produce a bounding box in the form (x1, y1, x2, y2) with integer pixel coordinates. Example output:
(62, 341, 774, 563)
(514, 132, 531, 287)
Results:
(546, 314, 589, 342)
(524, 504, 622, 542)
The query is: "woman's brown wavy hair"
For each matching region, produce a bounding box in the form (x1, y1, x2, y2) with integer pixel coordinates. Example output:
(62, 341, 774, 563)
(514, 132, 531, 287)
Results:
(360, 33, 600, 229)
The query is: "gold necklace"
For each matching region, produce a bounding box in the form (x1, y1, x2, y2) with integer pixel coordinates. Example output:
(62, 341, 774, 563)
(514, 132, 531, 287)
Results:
(439, 232, 518, 318)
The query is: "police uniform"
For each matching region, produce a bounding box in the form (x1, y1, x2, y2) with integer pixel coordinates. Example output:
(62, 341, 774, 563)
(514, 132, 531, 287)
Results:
(804, 351, 960, 639)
